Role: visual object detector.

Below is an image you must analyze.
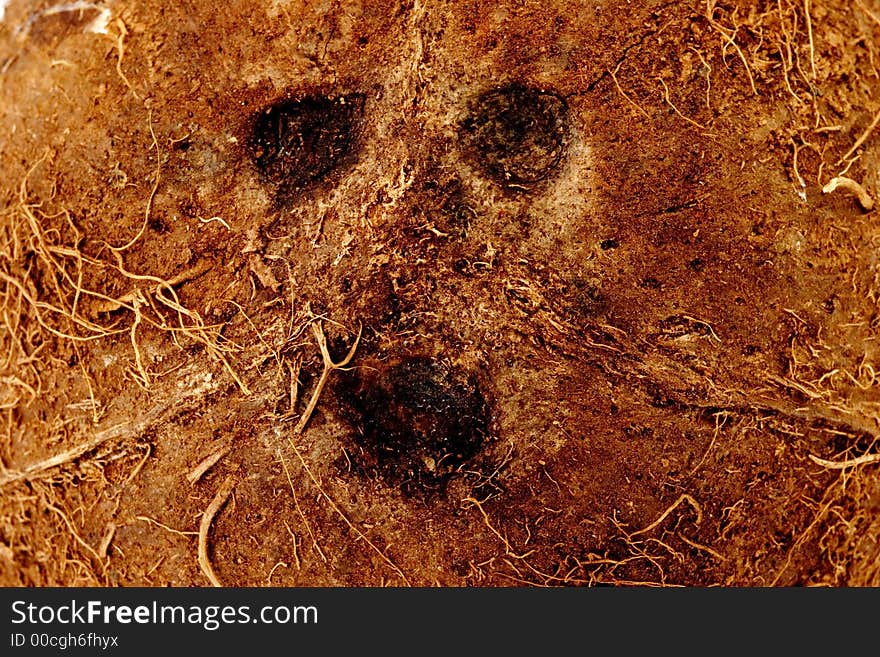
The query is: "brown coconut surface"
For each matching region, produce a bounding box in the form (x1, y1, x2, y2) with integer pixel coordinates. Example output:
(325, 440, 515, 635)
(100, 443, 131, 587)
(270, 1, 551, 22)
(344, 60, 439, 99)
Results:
(0, 0, 879, 587)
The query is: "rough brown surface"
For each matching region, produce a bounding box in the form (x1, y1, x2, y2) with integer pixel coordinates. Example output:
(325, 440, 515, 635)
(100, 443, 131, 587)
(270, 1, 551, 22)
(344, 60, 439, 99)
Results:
(1, 0, 879, 587)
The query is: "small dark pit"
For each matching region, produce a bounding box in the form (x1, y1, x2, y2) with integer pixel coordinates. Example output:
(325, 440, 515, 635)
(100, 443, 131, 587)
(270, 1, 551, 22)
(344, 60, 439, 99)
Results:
(687, 258, 705, 272)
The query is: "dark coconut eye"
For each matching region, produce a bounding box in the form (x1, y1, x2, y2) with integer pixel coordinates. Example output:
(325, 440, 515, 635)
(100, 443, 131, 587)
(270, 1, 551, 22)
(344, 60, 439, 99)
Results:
(460, 83, 568, 187)
(249, 93, 365, 193)
(337, 357, 489, 493)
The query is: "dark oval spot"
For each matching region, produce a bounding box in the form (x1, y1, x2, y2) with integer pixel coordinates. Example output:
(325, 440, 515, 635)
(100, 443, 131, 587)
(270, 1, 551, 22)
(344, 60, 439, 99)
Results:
(337, 357, 489, 493)
(248, 93, 365, 194)
(687, 257, 704, 271)
(460, 83, 568, 186)
(452, 258, 472, 276)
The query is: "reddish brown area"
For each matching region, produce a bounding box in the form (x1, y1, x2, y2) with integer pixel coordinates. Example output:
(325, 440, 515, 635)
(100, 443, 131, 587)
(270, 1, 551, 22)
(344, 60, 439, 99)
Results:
(1, 0, 879, 587)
